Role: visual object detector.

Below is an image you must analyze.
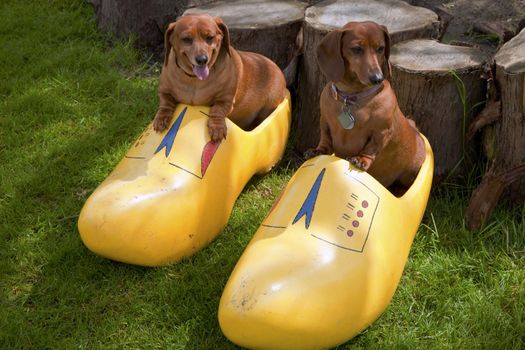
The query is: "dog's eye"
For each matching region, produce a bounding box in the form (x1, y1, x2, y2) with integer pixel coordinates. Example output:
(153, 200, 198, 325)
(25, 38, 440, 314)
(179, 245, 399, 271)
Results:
(182, 37, 193, 45)
(351, 47, 363, 54)
(377, 46, 385, 54)
(205, 35, 215, 44)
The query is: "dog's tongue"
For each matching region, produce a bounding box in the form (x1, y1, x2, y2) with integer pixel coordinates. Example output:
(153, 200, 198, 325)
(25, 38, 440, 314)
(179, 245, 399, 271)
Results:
(193, 65, 209, 80)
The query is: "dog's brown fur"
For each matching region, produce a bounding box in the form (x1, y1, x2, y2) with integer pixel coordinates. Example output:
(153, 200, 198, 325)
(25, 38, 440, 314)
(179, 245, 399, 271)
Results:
(153, 14, 286, 142)
(307, 21, 425, 190)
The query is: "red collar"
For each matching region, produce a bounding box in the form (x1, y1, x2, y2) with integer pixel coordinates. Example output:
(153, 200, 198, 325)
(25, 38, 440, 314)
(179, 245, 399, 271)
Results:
(175, 56, 197, 79)
(331, 82, 384, 107)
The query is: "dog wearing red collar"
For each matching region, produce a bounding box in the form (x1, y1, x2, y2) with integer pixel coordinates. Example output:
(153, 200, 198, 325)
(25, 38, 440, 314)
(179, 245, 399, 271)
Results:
(305, 21, 425, 191)
(153, 14, 286, 142)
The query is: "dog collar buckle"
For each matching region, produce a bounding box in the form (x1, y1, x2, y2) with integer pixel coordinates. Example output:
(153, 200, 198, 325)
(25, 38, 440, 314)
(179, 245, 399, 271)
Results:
(331, 83, 338, 100)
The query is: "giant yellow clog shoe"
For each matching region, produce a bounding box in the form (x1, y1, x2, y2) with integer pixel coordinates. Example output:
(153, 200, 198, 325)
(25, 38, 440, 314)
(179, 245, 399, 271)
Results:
(219, 136, 433, 349)
(78, 92, 291, 266)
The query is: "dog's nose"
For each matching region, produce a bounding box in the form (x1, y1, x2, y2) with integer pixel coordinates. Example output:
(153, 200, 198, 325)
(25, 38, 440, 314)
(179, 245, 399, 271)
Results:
(369, 73, 384, 85)
(195, 54, 208, 66)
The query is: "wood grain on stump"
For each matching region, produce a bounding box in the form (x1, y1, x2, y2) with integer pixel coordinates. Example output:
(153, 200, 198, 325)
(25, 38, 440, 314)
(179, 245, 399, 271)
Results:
(88, 0, 214, 58)
(184, 0, 307, 86)
(294, 0, 440, 152)
(492, 28, 525, 202)
(390, 39, 488, 181)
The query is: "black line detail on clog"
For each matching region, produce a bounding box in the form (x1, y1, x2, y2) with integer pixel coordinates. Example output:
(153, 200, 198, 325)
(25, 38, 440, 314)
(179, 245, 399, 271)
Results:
(261, 224, 287, 229)
(311, 233, 364, 252)
(309, 171, 380, 253)
(125, 156, 146, 160)
(360, 194, 379, 252)
(169, 162, 203, 179)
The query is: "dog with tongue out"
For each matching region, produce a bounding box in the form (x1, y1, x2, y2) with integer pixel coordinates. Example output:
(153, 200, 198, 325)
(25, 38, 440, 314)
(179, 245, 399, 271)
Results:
(153, 14, 286, 142)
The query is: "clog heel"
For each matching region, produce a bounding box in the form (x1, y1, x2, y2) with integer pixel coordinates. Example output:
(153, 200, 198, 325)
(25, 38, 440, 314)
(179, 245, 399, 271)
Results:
(218, 136, 433, 349)
(78, 92, 291, 267)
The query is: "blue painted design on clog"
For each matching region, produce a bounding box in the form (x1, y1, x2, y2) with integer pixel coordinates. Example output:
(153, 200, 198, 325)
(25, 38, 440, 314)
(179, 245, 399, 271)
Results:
(155, 107, 187, 157)
(292, 168, 326, 229)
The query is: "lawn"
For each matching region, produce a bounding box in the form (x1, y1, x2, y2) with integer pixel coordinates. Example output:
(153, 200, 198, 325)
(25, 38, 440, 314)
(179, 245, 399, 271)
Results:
(0, 1, 524, 349)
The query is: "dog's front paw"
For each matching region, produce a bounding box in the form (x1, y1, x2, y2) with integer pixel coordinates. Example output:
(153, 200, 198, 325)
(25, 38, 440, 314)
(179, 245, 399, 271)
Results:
(207, 117, 227, 142)
(303, 148, 325, 160)
(348, 155, 373, 171)
(153, 111, 172, 133)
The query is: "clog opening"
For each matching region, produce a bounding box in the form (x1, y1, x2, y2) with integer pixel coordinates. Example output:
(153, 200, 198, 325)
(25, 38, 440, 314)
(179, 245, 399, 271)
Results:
(340, 134, 431, 198)
(397, 135, 433, 199)
(226, 91, 290, 134)
(388, 177, 417, 198)
(373, 134, 432, 198)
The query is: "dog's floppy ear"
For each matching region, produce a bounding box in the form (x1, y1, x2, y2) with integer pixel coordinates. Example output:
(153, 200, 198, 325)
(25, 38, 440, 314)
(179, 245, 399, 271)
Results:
(163, 22, 177, 67)
(316, 29, 345, 82)
(380, 24, 391, 79)
(214, 16, 231, 56)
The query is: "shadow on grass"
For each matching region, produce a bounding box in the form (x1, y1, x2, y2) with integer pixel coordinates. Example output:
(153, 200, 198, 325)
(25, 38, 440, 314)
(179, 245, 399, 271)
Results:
(0, 83, 283, 348)
(0, 112, 245, 347)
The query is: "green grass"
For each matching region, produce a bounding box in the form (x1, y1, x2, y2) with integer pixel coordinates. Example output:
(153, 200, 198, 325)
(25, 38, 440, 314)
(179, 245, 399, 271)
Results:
(1, 1, 524, 349)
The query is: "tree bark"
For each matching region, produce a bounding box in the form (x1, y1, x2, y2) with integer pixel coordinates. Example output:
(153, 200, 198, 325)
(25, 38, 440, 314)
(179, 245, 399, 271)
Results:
(88, 0, 215, 58)
(492, 28, 525, 202)
(294, 0, 440, 153)
(390, 39, 488, 182)
(184, 0, 308, 86)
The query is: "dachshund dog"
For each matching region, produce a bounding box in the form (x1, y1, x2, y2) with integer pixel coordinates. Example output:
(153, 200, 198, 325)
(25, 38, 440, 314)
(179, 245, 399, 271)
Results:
(153, 14, 286, 142)
(306, 21, 425, 191)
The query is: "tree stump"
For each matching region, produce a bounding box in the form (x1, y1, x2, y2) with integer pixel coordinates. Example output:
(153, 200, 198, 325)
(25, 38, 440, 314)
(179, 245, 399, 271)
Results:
(410, 0, 525, 47)
(88, 0, 215, 58)
(389, 39, 488, 182)
(184, 0, 307, 86)
(492, 28, 525, 202)
(294, 0, 440, 152)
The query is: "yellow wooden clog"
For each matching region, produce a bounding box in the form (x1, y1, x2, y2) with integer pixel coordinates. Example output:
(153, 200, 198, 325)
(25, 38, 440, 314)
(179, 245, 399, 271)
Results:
(78, 92, 291, 267)
(219, 136, 433, 349)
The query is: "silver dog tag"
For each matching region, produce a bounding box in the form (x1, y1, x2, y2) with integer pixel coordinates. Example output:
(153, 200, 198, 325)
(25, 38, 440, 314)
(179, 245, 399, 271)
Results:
(337, 106, 355, 130)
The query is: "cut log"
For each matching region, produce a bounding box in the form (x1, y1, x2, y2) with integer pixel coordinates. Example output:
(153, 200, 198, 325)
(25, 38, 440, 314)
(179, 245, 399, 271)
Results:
(464, 29, 525, 230)
(294, 0, 440, 152)
(184, 0, 308, 86)
(88, 0, 215, 58)
(390, 39, 488, 182)
(492, 28, 525, 202)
